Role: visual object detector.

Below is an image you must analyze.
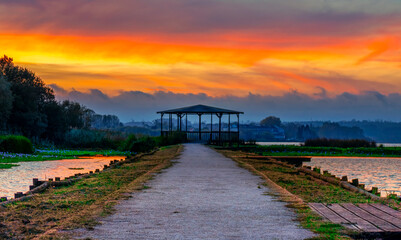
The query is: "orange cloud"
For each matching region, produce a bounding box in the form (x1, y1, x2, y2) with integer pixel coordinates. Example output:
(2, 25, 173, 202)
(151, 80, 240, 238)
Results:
(355, 37, 399, 65)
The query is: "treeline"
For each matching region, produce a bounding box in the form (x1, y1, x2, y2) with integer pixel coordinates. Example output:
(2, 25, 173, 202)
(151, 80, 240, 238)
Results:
(285, 122, 366, 141)
(0, 55, 121, 146)
(240, 116, 369, 142)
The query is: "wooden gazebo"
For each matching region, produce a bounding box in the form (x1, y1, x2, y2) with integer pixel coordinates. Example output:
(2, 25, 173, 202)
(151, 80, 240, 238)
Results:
(157, 104, 244, 144)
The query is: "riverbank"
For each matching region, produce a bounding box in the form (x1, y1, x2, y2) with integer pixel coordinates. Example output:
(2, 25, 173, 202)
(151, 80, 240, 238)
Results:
(216, 147, 401, 239)
(0, 145, 182, 239)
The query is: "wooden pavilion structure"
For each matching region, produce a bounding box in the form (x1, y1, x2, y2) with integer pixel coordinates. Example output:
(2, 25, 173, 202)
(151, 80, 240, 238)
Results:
(157, 104, 244, 144)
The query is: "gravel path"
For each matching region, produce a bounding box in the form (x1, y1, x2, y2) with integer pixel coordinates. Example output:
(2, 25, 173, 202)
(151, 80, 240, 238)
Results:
(76, 144, 315, 239)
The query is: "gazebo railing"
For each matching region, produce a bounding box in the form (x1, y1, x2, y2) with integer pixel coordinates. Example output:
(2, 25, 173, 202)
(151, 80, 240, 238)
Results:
(161, 130, 239, 143)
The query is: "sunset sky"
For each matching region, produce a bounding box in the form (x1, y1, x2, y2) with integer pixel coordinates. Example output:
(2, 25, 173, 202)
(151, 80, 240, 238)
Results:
(1, 0, 401, 122)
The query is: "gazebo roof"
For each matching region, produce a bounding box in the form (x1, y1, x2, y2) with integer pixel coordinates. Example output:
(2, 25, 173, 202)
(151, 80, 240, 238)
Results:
(157, 104, 244, 114)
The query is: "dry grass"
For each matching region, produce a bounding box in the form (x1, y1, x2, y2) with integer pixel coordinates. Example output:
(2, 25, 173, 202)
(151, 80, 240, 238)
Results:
(0, 145, 182, 239)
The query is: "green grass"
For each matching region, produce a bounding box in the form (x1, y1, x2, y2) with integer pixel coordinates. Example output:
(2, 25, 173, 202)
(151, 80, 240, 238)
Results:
(240, 145, 401, 157)
(297, 207, 349, 240)
(0, 163, 19, 169)
(0, 149, 130, 164)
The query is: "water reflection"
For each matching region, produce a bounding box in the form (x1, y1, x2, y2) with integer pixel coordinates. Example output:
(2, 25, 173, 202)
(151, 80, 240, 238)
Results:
(304, 157, 401, 197)
(0, 156, 124, 199)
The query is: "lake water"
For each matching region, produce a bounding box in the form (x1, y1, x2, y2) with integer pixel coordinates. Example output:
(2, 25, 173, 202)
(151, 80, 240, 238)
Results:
(257, 142, 401, 147)
(304, 157, 401, 197)
(0, 156, 125, 199)
(256, 142, 302, 146)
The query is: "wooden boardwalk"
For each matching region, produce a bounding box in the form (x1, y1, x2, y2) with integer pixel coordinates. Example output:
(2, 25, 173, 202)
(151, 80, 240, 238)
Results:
(310, 203, 401, 236)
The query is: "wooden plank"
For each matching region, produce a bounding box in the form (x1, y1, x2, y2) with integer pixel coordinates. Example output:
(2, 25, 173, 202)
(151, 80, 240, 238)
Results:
(341, 203, 401, 232)
(327, 204, 382, 232)
(370, 204, 401, 219)
(358, 204, 401, 229)
(309, 203, 351, 224)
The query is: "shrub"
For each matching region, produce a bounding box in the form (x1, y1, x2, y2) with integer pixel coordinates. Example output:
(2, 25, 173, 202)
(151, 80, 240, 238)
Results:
(304, 138, 376, 148)
(130, 136, 157, 153)
(120, 134, 137, 151)
(120, 132, 186, 153)
(155, 132, 187, 146)
(0, 135, 33, 153)
(63, 129, 125, 149)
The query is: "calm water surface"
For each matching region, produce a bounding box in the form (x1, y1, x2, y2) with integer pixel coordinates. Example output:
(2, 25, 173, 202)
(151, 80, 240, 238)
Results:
(257, 142, 401, 147)
(304, 157, 401, 197)
(0, 156, 125, 199)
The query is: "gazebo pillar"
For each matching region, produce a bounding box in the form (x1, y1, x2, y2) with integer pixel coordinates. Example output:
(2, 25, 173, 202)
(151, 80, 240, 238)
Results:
(169, 113, 172, 134)
(217, 113, 222, 145)
(177, 114, 180, 131)
(198, 113, 202, 140)
(228, 114, 231, 145)
(237, 113, 240, 146)
(210, 114, 213, 142)
(185, 114, 188, 140)
(160, 113, 164, 136)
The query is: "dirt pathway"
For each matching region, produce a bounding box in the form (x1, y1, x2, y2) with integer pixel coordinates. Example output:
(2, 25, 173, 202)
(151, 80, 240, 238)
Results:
(75, 144, 315, 239)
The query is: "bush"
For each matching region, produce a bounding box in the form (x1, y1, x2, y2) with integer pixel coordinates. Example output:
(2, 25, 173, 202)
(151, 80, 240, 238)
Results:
(120, 132, 186, 153)
(155, 132, 187, 146)
(0, 135, 33, 153)
(130, 136, 157, 153)
(304, 138, 376, 148)
(63, 129, 125, 149)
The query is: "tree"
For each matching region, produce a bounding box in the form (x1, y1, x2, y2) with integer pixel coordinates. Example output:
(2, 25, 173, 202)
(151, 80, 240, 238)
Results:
(0, 75, 13, 130)
(0, 55, 54, 137)
(260, 116, 282, 127)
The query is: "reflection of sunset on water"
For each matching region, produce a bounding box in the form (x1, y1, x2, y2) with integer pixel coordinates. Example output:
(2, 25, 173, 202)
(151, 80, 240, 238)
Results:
(304, 157, 401, 197)
(0, 156, 124, 199)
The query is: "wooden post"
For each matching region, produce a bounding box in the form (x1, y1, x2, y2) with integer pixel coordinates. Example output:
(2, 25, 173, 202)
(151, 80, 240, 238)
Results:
(33, 178, 39, 186)
(341, 176, 348, 181)
(352, 179, 359, 186)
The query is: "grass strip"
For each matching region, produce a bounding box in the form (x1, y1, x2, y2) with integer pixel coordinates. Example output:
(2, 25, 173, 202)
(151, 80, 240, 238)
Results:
(0, 145, 182, 239)
(0, 149, 130, 164)
(238, 145, 401, 157)
(0, 163, 19, 169)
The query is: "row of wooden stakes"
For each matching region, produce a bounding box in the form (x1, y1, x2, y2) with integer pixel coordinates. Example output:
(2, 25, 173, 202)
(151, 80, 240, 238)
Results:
(304, 165, 383, 197)
(0, 159, 124, 203)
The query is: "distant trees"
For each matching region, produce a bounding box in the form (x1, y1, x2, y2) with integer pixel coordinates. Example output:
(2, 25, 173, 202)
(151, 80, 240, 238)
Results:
(260, 116, 281, 127)
(91, 114, 122, 129)
(317, 122, 365, 140)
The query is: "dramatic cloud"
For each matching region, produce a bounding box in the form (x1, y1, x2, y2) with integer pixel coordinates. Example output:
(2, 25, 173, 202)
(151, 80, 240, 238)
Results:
(2, 0, 401, 114)
(1, 0, 401, 45)
(51, 85, 401, 123)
